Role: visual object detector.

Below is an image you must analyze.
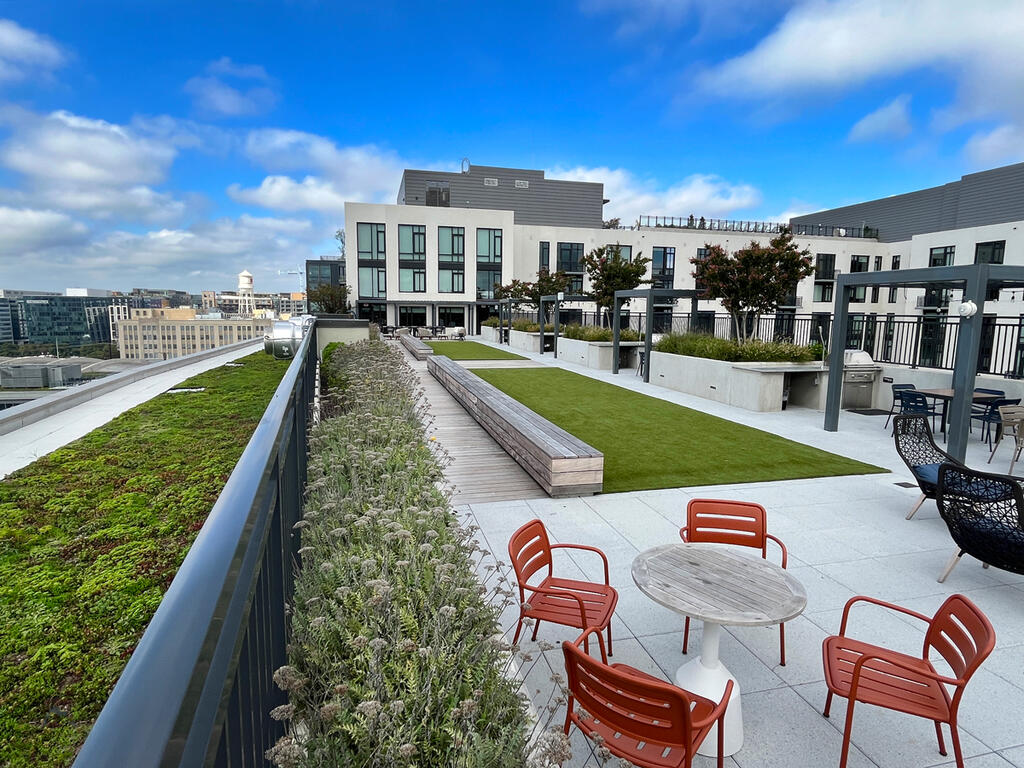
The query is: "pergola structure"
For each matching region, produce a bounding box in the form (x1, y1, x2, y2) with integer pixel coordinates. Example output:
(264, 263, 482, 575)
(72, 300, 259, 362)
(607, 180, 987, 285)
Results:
(538, 293, 591, 357)
(610, 288, 702, 382)
(825, 263, 1024, 461)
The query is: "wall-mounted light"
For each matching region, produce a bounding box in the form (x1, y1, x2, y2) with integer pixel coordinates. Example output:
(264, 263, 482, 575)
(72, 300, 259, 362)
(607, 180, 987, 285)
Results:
(958, 300, 979, 318)
(557, 291, 565, 301)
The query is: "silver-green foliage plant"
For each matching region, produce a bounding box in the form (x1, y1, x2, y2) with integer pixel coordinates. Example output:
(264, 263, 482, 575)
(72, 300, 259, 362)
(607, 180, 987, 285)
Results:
(267, 341, 532, 767)
(561, 323, 641, 342)
(653, 332, 815, 363)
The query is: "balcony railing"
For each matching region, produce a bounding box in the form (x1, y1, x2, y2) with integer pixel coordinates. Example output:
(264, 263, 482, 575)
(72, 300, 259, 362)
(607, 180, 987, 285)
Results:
(636, 216, 878, 239)
(73, 324, 316, 767)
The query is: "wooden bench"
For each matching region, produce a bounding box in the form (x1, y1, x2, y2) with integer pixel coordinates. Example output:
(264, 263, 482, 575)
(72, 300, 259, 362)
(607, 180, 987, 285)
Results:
(428, 355, 603, 496)
(399, 331, 434, 361)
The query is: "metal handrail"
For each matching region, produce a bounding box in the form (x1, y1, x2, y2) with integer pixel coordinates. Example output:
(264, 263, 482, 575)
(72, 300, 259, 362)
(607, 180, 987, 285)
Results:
(73, 324, 315, 767)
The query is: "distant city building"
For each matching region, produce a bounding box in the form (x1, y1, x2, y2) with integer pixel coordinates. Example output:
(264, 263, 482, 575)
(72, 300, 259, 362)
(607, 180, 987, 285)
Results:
(0, 361, 81, 389)
(305, 257, 346, 291)
(0, 289, 61, 299)
(116, 307, 271, 360)
(5, 295, 113, 345)
(66, 287, 113, 297)
(276, 292, 308, 315)
(130, 287, 192, 308)
(237, 270, 255, 317)
(0, 298, 13, 345)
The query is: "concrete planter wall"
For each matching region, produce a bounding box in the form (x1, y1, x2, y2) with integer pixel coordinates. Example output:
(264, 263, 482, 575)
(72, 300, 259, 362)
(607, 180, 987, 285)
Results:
(873, 365, 1024, 410)
(509, 330, 542, 354)
(479, 325, 498, 343)
(649, 351, 788, 412)
(556, 337, 642, 371)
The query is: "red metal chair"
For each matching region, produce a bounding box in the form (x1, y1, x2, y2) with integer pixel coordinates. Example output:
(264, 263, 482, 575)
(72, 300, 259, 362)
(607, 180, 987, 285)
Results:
(822, 594, 996, 768)
(680, 499, 789, 665)
(508, 519, 618, 655)
(563, 627, 732, 768)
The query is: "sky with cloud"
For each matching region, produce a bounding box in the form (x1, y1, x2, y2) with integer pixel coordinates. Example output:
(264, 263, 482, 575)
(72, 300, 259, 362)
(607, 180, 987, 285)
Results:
(3, 0, 1023, 293)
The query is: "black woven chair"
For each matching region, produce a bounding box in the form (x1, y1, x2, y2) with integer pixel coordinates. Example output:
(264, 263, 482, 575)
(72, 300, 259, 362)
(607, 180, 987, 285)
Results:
(893, 414, 966, 520)
(935, 463, 1024, 582)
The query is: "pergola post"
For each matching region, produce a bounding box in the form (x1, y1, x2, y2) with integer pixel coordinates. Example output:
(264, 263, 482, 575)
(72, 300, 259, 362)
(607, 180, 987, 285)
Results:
(946, 265, 989, 462)
(612, 296, 622, 374)
(538, 299, 547, 356)
(643, 294, 655, 383)
(824, 280, 852, 431)
(689, 295, 699, 333)
(552, 300, 560, 358)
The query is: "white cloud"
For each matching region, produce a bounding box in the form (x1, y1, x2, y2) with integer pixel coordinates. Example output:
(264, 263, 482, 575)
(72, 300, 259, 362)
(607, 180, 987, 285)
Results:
(1, 109, 176, 185)
(848, 95, 912, 142)
(0, 206, 87, 254)
(228, 175, 348, 213)
(184, 57, 277, 118)
(965, 124, 1024, 166)
(700, 1, 1024, 129)
(554, 165, 761, 223)
(0, 19, 65, 82)
(231, 130, 412, 213)
(582, 0, 792, 38)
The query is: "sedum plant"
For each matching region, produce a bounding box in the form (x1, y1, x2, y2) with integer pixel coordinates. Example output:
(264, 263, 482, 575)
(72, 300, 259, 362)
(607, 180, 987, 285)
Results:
(268, 341, 538, 767)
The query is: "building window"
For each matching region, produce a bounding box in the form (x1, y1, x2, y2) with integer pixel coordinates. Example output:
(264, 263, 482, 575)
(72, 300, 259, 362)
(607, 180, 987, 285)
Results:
(477, 228, 502, 264)
(398, 306, 427, 327)
(610, 244, 632, 261)
(426, 181, 450, 207)
(476, 269, 502, 300)
(358, 266, 386, 299)
(539, 241, 549, 271)
(438, 307, 465, 327)
(439, 268, 464, 293)
(439, 226, 464, 263)
(871, 286, 880, 303)
(557, 242, 583, 272)
(874, 255, 883, 271)
(399, 267, 426, 292)
(694, 247, 709, 293)
(813, 282, 834, 303)
(357, 222, 386, 260)
(398, 224, 426, 260)
(892, 254, 901, 269)
(850, 286, 867, 303)
(815, 253, 836, 280)
(975, 240, 1005, 264)
(850, 255, 869, 273)
(557, 242, 585, 293)
(652, 246, 675, 289)
(929, 246, 954, 267)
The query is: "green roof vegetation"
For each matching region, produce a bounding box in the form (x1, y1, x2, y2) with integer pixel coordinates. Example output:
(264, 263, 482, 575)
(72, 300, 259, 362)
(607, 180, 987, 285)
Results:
(425, 341, 525, 360)
(473, 367, 886, 493)
(0, 352, 288, 767)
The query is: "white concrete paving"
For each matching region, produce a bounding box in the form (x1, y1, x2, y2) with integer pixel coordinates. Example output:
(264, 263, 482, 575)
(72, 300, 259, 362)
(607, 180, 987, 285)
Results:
(0, 343, 260, 479)
(457, 337, 1024, 768)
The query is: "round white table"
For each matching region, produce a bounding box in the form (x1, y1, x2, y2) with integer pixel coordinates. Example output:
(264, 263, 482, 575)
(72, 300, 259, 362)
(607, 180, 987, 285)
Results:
(632, 542, 807, 757)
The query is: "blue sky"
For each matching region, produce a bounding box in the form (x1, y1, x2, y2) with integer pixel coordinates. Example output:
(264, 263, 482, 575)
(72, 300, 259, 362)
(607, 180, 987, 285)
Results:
(3, 0, 1023, 293)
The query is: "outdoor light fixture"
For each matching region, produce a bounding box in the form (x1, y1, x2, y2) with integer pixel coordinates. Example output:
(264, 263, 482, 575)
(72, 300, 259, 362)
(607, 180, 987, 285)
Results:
(557, 291, 565, 301)
(958, 300, 979, 318)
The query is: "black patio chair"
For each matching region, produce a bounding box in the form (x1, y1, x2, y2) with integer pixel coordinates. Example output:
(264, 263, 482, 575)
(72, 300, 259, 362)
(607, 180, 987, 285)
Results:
(893, 414, 966, 520)
(884, 383, 915, 429)
(935, 463, 1024, 582)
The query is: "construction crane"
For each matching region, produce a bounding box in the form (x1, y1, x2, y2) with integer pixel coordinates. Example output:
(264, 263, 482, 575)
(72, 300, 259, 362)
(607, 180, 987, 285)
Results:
(278, 267, 304, 292)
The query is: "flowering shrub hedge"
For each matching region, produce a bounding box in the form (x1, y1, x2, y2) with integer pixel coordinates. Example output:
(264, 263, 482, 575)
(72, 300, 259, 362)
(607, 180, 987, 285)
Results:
(268, 341, 529, 767)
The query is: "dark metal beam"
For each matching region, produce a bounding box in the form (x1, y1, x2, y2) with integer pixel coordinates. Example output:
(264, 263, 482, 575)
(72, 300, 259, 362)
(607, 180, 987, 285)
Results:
(946, 265, 989, 461)
(824, 279, 852, 431)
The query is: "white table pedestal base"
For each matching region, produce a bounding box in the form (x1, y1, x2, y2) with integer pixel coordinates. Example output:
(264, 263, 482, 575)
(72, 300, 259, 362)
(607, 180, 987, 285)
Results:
(673, 622, 743, 757)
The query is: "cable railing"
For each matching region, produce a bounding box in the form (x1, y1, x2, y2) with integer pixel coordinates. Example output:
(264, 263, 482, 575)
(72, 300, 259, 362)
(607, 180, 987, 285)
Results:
(73, 324, 316, 767)
(635, 216, 878, 239)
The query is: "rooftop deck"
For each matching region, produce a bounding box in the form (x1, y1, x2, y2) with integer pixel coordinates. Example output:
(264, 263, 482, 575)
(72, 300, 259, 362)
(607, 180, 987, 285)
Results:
(458, 336, 1024, 768)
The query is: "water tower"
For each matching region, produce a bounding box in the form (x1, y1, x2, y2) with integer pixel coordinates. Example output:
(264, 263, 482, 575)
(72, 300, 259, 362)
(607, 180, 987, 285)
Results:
(237, 270, 255, 316)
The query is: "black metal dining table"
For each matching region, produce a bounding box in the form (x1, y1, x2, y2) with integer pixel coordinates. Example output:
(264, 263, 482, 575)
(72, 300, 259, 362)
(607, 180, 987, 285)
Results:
(915, 388, 1001, 435)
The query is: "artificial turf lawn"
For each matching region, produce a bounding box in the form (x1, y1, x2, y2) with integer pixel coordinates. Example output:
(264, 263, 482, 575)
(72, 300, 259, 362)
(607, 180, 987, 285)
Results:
(472, 367, 887, 493)
(426, 340, 525, 360)
(0, 352, 287, 767)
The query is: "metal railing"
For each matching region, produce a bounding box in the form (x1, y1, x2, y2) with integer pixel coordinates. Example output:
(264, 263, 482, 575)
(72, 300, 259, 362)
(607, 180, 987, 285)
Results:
(635, 216, 878, 239)
(73, 325, 316, 767)
(510, 309, 1024, 377)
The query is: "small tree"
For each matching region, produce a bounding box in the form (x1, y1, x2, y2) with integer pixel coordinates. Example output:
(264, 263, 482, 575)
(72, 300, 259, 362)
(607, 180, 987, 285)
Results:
(581, 245, 651, 326)
(691, 228, 812, 343)
(307, 283, 352, 314)
(494, 270, 573, 310)
(602, 217, 621, 229)
(335, 228, 346, 258)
